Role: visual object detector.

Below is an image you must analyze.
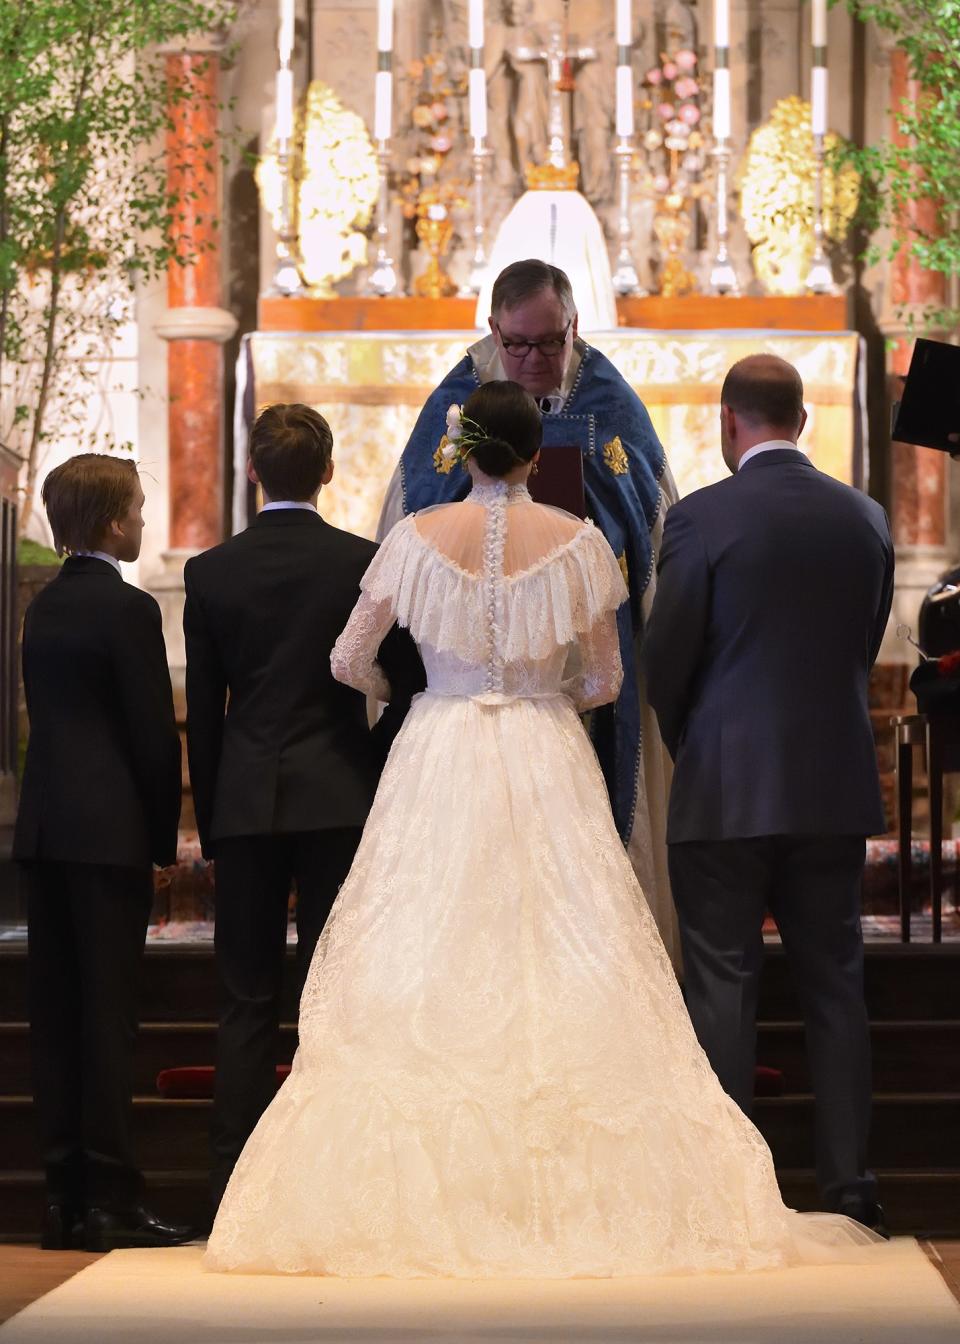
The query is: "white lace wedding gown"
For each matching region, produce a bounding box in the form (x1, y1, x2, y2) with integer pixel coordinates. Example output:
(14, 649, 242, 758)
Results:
(205, 479, 879, 1278)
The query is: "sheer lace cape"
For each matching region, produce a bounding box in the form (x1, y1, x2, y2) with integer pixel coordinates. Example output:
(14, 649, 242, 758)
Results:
(363, 499, 626, 666)
(330, 484, 629, 712)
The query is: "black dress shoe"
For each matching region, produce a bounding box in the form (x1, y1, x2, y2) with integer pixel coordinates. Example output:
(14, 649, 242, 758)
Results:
(40, 1200, 84, 1251)
(83, 1205, 196, 1252)
(838, 1196, 890, 1240)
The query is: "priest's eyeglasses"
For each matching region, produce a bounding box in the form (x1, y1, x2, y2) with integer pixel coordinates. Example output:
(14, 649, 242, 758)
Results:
(495, 320, 572, 359)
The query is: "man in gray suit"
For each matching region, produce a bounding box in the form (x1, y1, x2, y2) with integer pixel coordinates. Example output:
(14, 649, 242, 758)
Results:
(643, 354, 894, 1232)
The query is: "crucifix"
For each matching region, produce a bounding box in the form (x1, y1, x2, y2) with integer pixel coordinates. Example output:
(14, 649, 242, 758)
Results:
(513, 1, 597, 184)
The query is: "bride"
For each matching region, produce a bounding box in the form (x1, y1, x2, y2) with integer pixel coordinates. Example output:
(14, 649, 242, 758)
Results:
(205, 381, 879, 1278)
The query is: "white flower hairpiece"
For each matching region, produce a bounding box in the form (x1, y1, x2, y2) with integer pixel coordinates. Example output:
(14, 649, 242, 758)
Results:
(441, 403, 485, 463)
(441, 404, 462, 460)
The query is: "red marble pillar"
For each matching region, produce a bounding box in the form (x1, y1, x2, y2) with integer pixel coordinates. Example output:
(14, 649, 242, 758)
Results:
(164, 51, 226, 552)
(887, 49, 947, 553)
(152, 44, 236, 666)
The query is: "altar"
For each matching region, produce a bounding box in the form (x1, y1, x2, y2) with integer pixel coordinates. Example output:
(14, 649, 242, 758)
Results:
(237, 295, 864, 541)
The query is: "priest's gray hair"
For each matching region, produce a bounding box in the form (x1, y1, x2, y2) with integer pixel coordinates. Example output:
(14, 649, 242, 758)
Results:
(490, 259, 577, 319)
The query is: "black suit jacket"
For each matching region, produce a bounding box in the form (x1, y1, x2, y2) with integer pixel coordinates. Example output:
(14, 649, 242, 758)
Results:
(183, 508, 424, 858)
(643, 449, 894, 843)
(14, 557, 182, 868)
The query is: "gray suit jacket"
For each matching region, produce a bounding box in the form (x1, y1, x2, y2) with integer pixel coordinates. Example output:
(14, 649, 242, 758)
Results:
(643, 449, 894, 843)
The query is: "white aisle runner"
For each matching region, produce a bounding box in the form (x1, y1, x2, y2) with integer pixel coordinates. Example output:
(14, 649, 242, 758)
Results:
(2, 1240, 959, 1343)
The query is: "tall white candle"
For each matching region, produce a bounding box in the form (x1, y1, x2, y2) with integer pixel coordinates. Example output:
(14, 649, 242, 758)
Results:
(276, 66, 294, 142)
(714, 0, 729, 48)
(374, 68, 392, 140)
(616, 0, 631, 48)
(713, 66, 730, 140)
(278, 0, 294, 64)
(468, 0, 484, 50)
(811, 64, 827, 135)
(377, 0, 393, 52)
(812, 0, 827, 47)
(615, 65, 634, 137)
(469, 66, 487, 143)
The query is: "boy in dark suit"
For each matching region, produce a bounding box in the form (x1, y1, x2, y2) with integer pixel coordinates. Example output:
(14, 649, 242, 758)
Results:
(14, 455, 189, 1250)
(184, 404, 424, 1211)
(644, 355, 894, 1234)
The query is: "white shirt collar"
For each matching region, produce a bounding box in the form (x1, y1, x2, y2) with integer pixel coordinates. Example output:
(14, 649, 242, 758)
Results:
(737, 439, 805, 471)
(75, 550, 122, 575)
(260, 500, 318, 513)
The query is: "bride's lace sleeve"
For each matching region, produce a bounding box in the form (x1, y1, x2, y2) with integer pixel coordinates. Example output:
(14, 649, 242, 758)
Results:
(563, 610, 624, 711)
(331, 519, 419, 700)
(330, 592, 396, 701)
(556, 525, 627, 712)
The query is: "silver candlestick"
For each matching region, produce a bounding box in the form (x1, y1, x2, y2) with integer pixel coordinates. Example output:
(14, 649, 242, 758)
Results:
(612, 138, 642, 296)
(805, 131, 835, 293)
(270, 85, 305, 293)
(708, 138, 739, 295)
(462, 142, 492, 296)
(368, 144, 398, 296)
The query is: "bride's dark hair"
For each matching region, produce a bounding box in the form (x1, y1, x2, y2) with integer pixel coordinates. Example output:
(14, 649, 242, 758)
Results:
(462, 380, 542, 478)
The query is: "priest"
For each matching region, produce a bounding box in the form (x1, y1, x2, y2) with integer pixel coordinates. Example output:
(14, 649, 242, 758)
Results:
(378, 259, 681, 964)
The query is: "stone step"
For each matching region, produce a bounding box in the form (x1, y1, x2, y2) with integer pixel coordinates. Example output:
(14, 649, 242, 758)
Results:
(2, 943, 959, 1025)
(1, 1092, 959, 1173)
(3, 1020, 959, 1096)
(1, 1165, 959, 1240)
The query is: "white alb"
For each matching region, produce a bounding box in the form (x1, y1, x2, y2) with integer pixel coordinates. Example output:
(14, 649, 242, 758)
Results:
(205, 479, 878, 1278)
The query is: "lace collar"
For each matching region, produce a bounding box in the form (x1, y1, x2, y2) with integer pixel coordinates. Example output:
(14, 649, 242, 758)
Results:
(468, 481, 532, 506)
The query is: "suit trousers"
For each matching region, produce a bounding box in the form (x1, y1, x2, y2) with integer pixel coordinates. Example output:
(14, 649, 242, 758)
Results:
(668, 835, 876, 1213)
(210, 827, 362, 1209)
(26, 861, 153, 1211)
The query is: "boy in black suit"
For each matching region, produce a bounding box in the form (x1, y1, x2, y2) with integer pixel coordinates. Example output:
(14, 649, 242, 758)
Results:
(14, 455, 190, 1250)
(184, 404, 424, 1211)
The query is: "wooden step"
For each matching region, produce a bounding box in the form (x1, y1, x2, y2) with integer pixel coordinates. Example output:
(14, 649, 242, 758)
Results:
(776, 1168, 960, 1240)
(1, 1092, 959, 1172)
(2, 1166, 959, 1240)
(3, 942, 959, 1025)
(0, 1022, 297, 1096)
(755, 1021, 960, 1093)
(3, 1020, 959, 1097)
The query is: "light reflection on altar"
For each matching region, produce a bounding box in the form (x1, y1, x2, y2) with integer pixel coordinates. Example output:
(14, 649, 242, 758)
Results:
(238, 328, 862, 541)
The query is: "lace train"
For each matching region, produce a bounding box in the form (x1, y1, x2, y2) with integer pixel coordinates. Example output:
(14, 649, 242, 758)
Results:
(205, 694, 878, 1277)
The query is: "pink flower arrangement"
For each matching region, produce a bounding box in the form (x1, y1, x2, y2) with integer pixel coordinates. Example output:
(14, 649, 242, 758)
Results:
(657, 101, 675, 120)
(675, 48, 697, 71)
(679, 104, 701, 125)
(645, 67, 663, 85)
(674, 76, 699, 99)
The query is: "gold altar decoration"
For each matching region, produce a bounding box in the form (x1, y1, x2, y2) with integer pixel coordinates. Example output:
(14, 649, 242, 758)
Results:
(525, 160, 581, 191)
(412, 188, 464, 298)
(738, 96, 860, 296)
(257, 81, 378, 296)
(398, 51, 467, 299)
(637, 50, 705, 297)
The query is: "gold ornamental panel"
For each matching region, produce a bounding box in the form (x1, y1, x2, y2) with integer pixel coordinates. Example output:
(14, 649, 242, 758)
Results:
(249, 331, 861, 540)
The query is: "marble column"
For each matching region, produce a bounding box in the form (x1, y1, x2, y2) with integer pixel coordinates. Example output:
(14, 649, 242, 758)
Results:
(152, 43, 237, 667)
(881, 48, 949, 659)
